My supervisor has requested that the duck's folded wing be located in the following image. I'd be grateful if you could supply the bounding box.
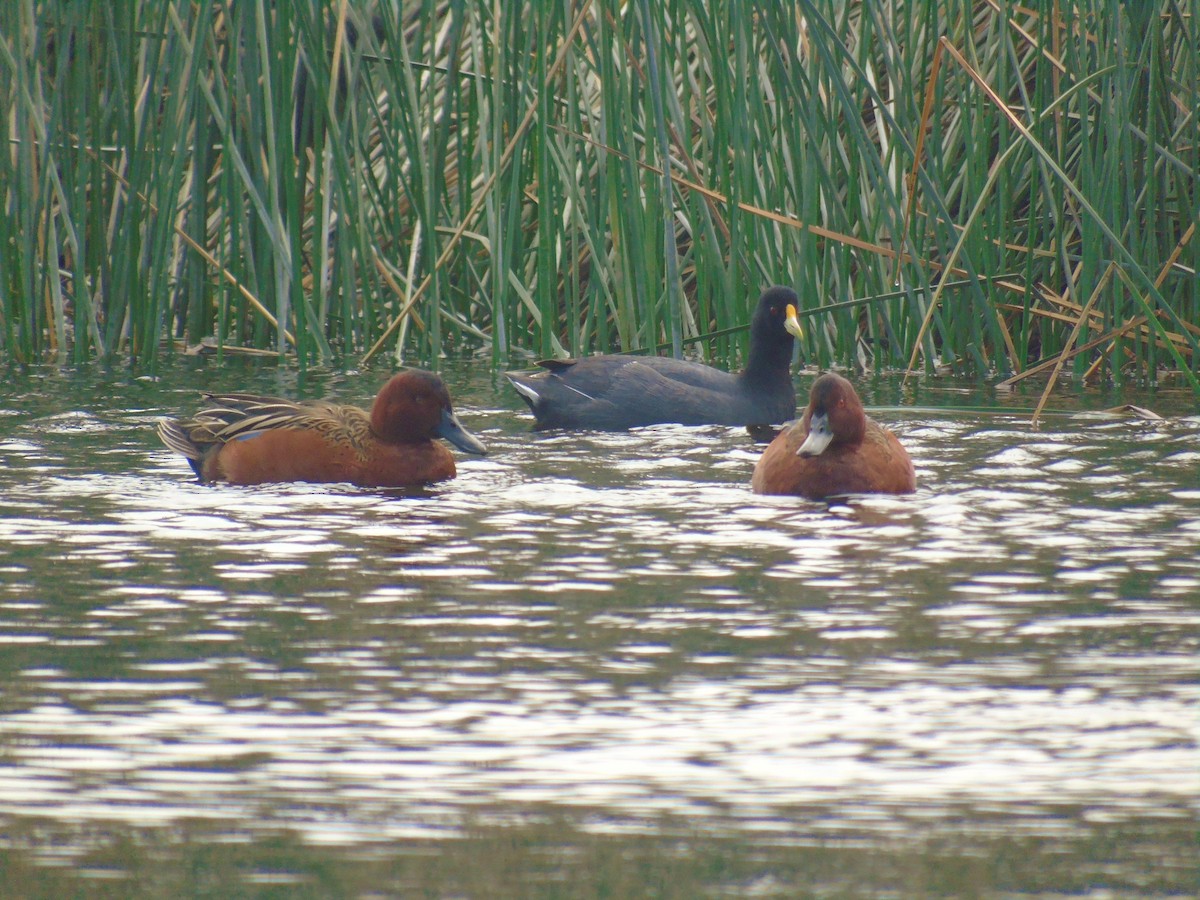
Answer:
[191,395,365,444]
[862,418,916,491]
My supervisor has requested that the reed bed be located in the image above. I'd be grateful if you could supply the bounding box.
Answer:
[1,1,1196,393]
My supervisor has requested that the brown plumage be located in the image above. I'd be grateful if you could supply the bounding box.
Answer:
[751,372,914,499]
[157,369,486,487]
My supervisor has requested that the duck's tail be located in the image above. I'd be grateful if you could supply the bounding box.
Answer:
[156,419,206,480]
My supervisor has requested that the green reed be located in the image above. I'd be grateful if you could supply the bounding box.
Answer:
[0,1,1196,391]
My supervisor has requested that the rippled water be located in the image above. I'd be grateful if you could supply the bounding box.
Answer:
[0,360,1196,896]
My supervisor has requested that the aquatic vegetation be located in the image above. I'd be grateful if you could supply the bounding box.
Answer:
[1,1,1195,392]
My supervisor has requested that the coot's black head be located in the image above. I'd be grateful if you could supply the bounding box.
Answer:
[745,286,802,379]
[750,286,802,342]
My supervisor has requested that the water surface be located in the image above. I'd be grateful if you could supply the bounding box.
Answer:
[0,360,1196,896]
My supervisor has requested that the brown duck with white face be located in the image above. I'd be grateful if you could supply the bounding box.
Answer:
[751,372,914,499]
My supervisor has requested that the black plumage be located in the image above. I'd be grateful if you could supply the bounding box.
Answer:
[506,286,802,430]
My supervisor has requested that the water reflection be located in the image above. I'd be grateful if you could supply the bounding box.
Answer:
[0,362,1196,892]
